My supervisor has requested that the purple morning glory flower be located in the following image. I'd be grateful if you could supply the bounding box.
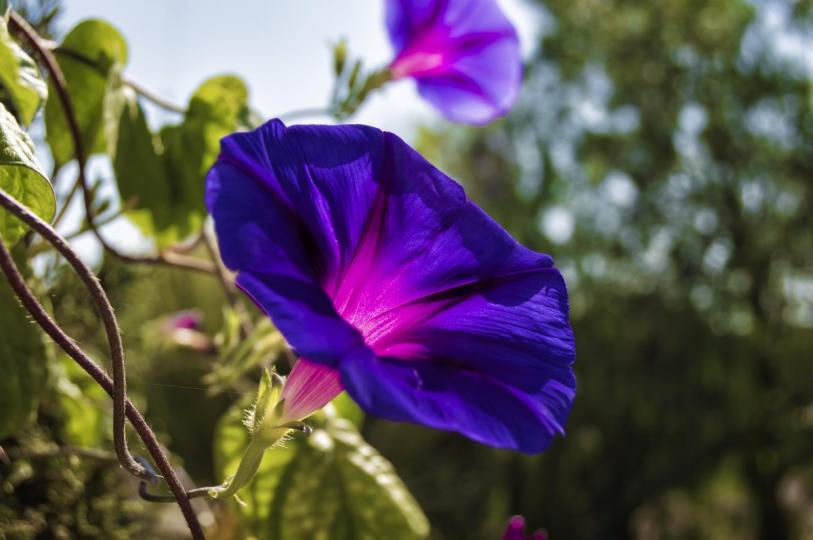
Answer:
[386,0,523,125]
[205,119,575,453]
[503,515,548,540]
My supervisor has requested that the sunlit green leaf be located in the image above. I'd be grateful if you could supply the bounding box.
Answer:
[331,391,365,428]
[105,86,177,242]
[155,74,249,246]
[44,18,127,166]
[0,254,47,439]
[0,16,47,126]
[108,74,248,247]
[214,406,429,540]
[0,102,55,245]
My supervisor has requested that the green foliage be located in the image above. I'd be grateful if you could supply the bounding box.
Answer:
[330,391,364,428]
[105,87,172,240]
[0,427,145,539]
[44,18,127,166]
[0,255,46,439]
[154,75,248,245]
[214,405,429,540]
[53,356,108,447]
[0,102,54,245]
[107,74,249,246]
[0,15,47,126]
[206,314,286,394]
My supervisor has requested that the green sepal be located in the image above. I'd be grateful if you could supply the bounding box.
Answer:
[209,368,301,499]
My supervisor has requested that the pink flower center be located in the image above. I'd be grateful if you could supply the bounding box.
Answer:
[390,50,446,79]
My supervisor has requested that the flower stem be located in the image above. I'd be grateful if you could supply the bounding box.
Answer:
[208,437,269,499]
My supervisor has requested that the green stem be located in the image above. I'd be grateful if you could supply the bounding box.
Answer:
[209,437,269,499]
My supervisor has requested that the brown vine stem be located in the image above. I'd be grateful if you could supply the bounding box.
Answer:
[8,11,216,277]
[0,187,143,479]
[0,229,205,540]
[122,77,187,114]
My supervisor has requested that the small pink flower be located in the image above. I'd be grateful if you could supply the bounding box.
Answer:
[502,515,548,540]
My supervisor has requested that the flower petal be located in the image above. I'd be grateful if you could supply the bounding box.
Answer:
[373,267,576,439]
[281,359,343,421]
[386,0,522,124]
[340,348,564,453]
[335,132,550,337]
[205,120,381,365]
[414,35,522,125]
[340,267,575,452]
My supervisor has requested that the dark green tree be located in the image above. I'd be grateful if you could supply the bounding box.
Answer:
[396,0,813,538]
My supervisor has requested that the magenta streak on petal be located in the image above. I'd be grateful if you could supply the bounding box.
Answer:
[281,359,343,421]
[326,190,454,353]
[390,29,512,80]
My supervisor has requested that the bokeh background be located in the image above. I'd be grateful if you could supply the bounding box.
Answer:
[2,0,813,539]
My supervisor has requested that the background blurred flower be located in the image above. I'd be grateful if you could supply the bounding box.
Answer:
[385,0,522,125]
[503,515,548,540]
[206,119,575,453]
[162,310,203,331]
[155,309,213,352]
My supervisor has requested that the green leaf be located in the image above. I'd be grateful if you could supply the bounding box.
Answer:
[0,254,47,439]
[44,19,127,166]
[154,74,248,246]
[105,86,177,242]
[0,102,55,245]
[331,391,365,428]
[214,406,429,540]
[0,16,47,126]
[108,74,249,247]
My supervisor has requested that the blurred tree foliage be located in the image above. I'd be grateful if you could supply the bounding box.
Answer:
[407,0,813,538]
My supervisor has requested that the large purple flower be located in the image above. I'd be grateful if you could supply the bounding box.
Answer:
[386,0,522,125]
[205,119,575,453]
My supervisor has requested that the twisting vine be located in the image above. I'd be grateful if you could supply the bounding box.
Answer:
[0,188,206,540]
[0,189,143,480]
[5,10,216,539]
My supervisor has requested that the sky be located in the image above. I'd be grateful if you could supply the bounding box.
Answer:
[50,0,542,263]
[59,0,541,135]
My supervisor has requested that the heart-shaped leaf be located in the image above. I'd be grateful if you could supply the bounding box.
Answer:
[0,102,55,245]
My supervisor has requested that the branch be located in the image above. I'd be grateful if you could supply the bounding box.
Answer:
[123,77,187,114]
[8,11,216,277]
[0,191,205,540]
